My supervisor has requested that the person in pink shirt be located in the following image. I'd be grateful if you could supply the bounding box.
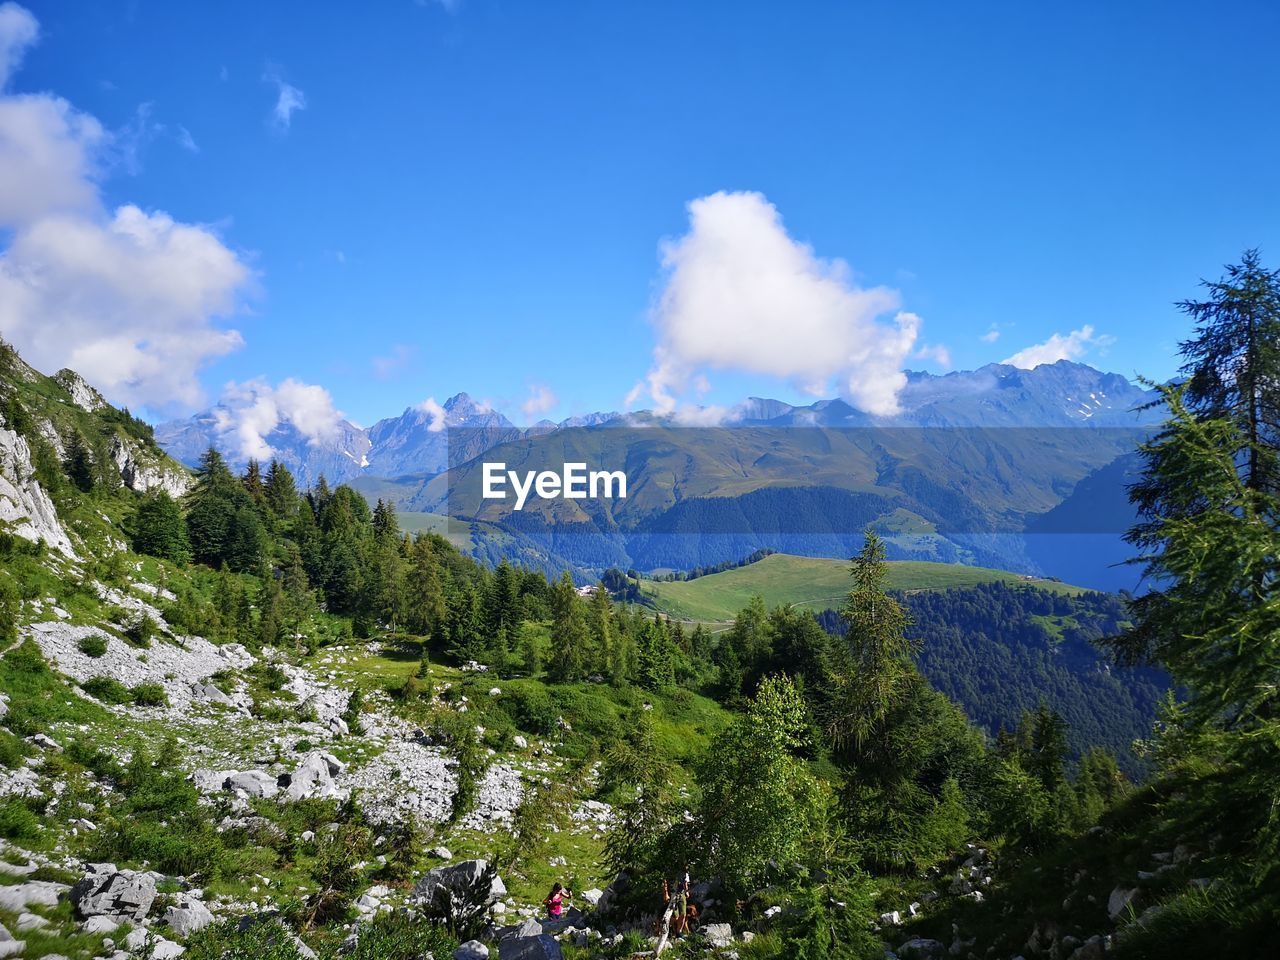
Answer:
[544,882,572,918]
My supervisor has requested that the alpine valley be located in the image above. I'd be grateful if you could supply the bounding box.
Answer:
[157,361,1161,592]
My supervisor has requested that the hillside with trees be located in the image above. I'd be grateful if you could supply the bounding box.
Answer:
[0,251,1277,960]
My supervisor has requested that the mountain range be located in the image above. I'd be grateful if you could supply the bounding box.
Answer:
[153,361,1162,590]
[156,361,1158,486]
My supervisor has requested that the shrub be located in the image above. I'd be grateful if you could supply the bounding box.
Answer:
[343,910,458,960]
[0,728,27,769]
[78,635,109,658]
[123,613,157,648]
[0,576,18,645]
[497,684,558,735]
[81,676,132,704]
[131,682,169,707]
[185,919,305,960]
[0,795,40,841]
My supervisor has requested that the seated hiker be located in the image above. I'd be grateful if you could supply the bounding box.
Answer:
[544,882,572,918]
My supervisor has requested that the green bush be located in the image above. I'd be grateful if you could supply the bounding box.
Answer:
[81,676,132,704]
[0,795,40,841]
[185,919,305,960]
[342,910,457,960]
[0,728,27,768]
[0,576,18,644]
[497,684,558,735]
[131,682,169,707]
[78,634,110,658]
[123,613,156,648]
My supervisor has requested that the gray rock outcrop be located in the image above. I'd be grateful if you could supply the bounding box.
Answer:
[71,868,156,921]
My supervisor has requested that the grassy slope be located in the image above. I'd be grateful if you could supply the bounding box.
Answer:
[641,552,1086,621]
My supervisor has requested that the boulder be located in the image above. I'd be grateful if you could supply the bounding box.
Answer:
[0,693,8,720]
[454,942,490,960]
[580,888,604,906]
[225,770,278,799]
[71,869,157,921]
[329,716,349,736]
[13,917,46,933]
[431,847,453,861]
[1107,886,1140,921]
[703,922,734,947]
[497,936,562,960]
[414,859,507,906]
[0,882,69,912]
[164,899,215,938]
[192,682,235,706]
[493,918,545,941]
[896,938,946,960]
[81,917,120,934]
[191,770,234,794]
[124,928,185,959]
[0,941,23,959]
[280,752,346,802]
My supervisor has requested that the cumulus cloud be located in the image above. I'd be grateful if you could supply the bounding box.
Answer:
[1002,325,1114,369]
[264,68,306,131]
[0,4,251,412]
[521,384,557,419]
[631,191,921,417]
[980,324,1000,343]
[211,378,343,461]
[416,396,447,432]
[0,2,37,89]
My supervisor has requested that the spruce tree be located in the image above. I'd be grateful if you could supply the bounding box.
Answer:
[547,572,588,682]
[131,491,190,563]
[1177,249,1280,494]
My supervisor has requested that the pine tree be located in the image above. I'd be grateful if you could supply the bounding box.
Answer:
[264,459,301,519]
[588,583,614,677]
[547,572,588,682]
[130,491,190,563]
[1177,249,1280,494]
[63,430,95,493]
[832,530,916,747]
[405,535,446,637]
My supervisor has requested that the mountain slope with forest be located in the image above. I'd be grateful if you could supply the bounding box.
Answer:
[3,312,1270,960]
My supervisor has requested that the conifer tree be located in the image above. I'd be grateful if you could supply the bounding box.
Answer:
[1176,249,1280,494]
[130,491,190,564]
[548,572,588,682]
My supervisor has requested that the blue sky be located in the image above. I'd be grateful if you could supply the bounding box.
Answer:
[3,0,1279,430]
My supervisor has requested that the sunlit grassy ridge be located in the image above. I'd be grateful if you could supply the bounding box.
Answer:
[641,552,1086,622]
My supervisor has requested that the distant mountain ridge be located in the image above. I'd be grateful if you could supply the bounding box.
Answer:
[155,360,1158,486]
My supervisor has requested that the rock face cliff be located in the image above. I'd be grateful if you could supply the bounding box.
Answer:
[0,425,76,557]
[0,347,191,558]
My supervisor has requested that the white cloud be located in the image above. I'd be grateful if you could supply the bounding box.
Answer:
[211,378,343,461]
[175,125,198,153]
[521,383,557,419]
[913,342,952,369]
[0,4,252,412]
[0,92,105,225]
[1002,325,1114,369]
[0,2,37,89]
[980,324,1000,343]
[264,68,306,131]
[416,396,447,432]
[632,191,921,417]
